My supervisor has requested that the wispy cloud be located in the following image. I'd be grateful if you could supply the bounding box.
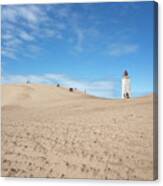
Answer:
[19,31,35,41]
[1,5,66,60]
[2,73,115,98]
[2,4,94,59]
[107,43,138,57]
[2,4,138,60]
[73,27,85,53]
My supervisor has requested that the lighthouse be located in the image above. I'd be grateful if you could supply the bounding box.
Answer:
[122,70,131,99]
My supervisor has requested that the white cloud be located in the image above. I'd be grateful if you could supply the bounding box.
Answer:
[2,73,115,98]
[3,5,44,23]
[19,31,35,41]
[2,49,17,60]
[2,6,18,23]
[19,6,43,23]
[2,4,116,59]
[2,4,139,60]
[1,5,67,59]
[107,43,138,57]
[2,36,22,59]
[74,27,85,52]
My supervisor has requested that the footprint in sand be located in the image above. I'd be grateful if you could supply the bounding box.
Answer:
[81,164,86,172]
[65,161,69,167]
[61,174,65,178]
[89,154,94,161]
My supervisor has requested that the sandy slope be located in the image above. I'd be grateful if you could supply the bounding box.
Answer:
[1,84,156,180]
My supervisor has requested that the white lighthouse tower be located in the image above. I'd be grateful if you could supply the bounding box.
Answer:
[122,70,131,99]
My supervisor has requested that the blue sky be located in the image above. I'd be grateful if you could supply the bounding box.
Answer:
[1,1,156,98]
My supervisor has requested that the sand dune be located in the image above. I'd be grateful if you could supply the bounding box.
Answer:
[1,84,156,180]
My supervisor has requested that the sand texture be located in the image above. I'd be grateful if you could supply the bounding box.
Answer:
[1,84,156,180]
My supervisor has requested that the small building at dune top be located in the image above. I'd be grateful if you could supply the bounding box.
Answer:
[122,70,131,99]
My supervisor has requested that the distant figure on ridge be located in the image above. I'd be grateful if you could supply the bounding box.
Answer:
[122,70,131,99]
[69,88,73,92]
[26,80,31,84]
